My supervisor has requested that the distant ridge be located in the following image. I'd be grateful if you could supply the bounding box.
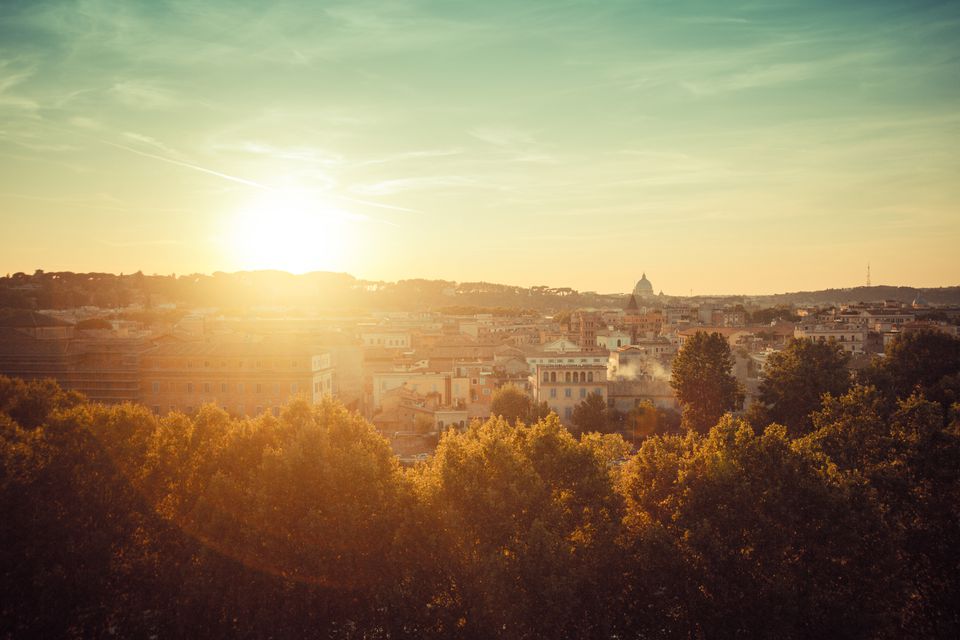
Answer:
[2,270,959,311]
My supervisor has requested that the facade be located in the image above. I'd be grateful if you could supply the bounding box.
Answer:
[794,324,871,354]
[596,328,632,350]
[139,340,319,416]
[531,363,607,424]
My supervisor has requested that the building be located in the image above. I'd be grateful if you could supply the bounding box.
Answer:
[633,273,654,299]
[139,339,320,416]
[531,363,607,424]
[0,311,149,403]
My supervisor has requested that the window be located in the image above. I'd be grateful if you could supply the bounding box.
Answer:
[580,388,586,398]
[186,382,194,393]
[564,407,573,419]
[152,406,160,415]
[595,388,602,395]
[152,381,160,394]
[565,372,571,382]
[221,383,228,393]
[587,372,594,382]
[256,383,262,394]
[204,361,210,368]
[291,383,298,393]
[203,382,211,393]
[482,388,491,396]
[550,388,557,398]
[550,372,556,382]
[565,388,571,398]
[542,372,549,382]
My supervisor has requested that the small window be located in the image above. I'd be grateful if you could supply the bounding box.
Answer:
[580,388,586,398]
[203,383,211,393]
[152,381,160,394]
[565,388,571,398]
[221,383,228,393]
[550,388,557,398]
[186,382,194,393]
[256,383,262,394]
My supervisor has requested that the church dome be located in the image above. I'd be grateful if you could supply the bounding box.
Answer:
[633,273,654,298]
[912,292,929,308]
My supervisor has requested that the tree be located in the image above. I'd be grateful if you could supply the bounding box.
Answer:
[862,330,960,421]
[803,386,960,636]
[624,400,681,441]
[670,332,744,433]
[490,384,533,424]
[415,414,625,638]
[618,417,898,638]
[750,338,851,436]
[571,392,611,435]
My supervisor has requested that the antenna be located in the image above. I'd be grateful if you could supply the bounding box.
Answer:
[866,262,871,287]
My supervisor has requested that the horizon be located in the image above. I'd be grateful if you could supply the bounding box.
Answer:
[5,266,958,300]
[2,1,959,295]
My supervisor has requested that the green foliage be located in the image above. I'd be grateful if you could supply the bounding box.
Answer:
[862,330,960,420]
[670,331,745,433]
[619,417,897,638]
[750,337,851,436]
[1,368,959,638]
[414,415,625,638]
[748,305,800,324]
[489,384,550,425]
[570,391,612,436]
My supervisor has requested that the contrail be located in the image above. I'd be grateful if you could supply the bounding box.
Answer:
[96,138,273,190]
[336,194,420,214]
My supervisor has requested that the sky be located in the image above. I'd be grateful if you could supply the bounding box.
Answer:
[0,0,958,296]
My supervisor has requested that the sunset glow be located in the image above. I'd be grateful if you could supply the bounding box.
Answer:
[227,191,352,274]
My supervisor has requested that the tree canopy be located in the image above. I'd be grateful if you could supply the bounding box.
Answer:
[670,331,745,433]
[1,370,958,638]
[750,337,851,436]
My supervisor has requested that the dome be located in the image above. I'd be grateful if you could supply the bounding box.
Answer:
[912,292,929,308]
[633,272,654,298]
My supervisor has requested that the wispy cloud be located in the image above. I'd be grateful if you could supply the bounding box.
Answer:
[350,175,479,196]
[468,126,536,147]
[109,80,183,109]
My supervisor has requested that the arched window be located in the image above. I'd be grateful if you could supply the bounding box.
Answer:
[617,339,622,347]
[565,371,571,382]
[588,371,594,382]
[550,372,556,382]
[543,372,549,382]
[579,372,586,382]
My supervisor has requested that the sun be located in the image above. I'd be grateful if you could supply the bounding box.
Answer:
[227,190,352,274]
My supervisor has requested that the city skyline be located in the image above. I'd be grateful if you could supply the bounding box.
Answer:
[1,1,958,295]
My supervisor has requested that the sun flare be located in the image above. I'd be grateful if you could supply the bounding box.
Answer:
[228,190,352,274]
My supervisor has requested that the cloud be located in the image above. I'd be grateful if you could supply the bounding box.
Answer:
[468,126,536,147]
[109,80,181,109]
[350,176,478,196]
[351,148,463,167]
